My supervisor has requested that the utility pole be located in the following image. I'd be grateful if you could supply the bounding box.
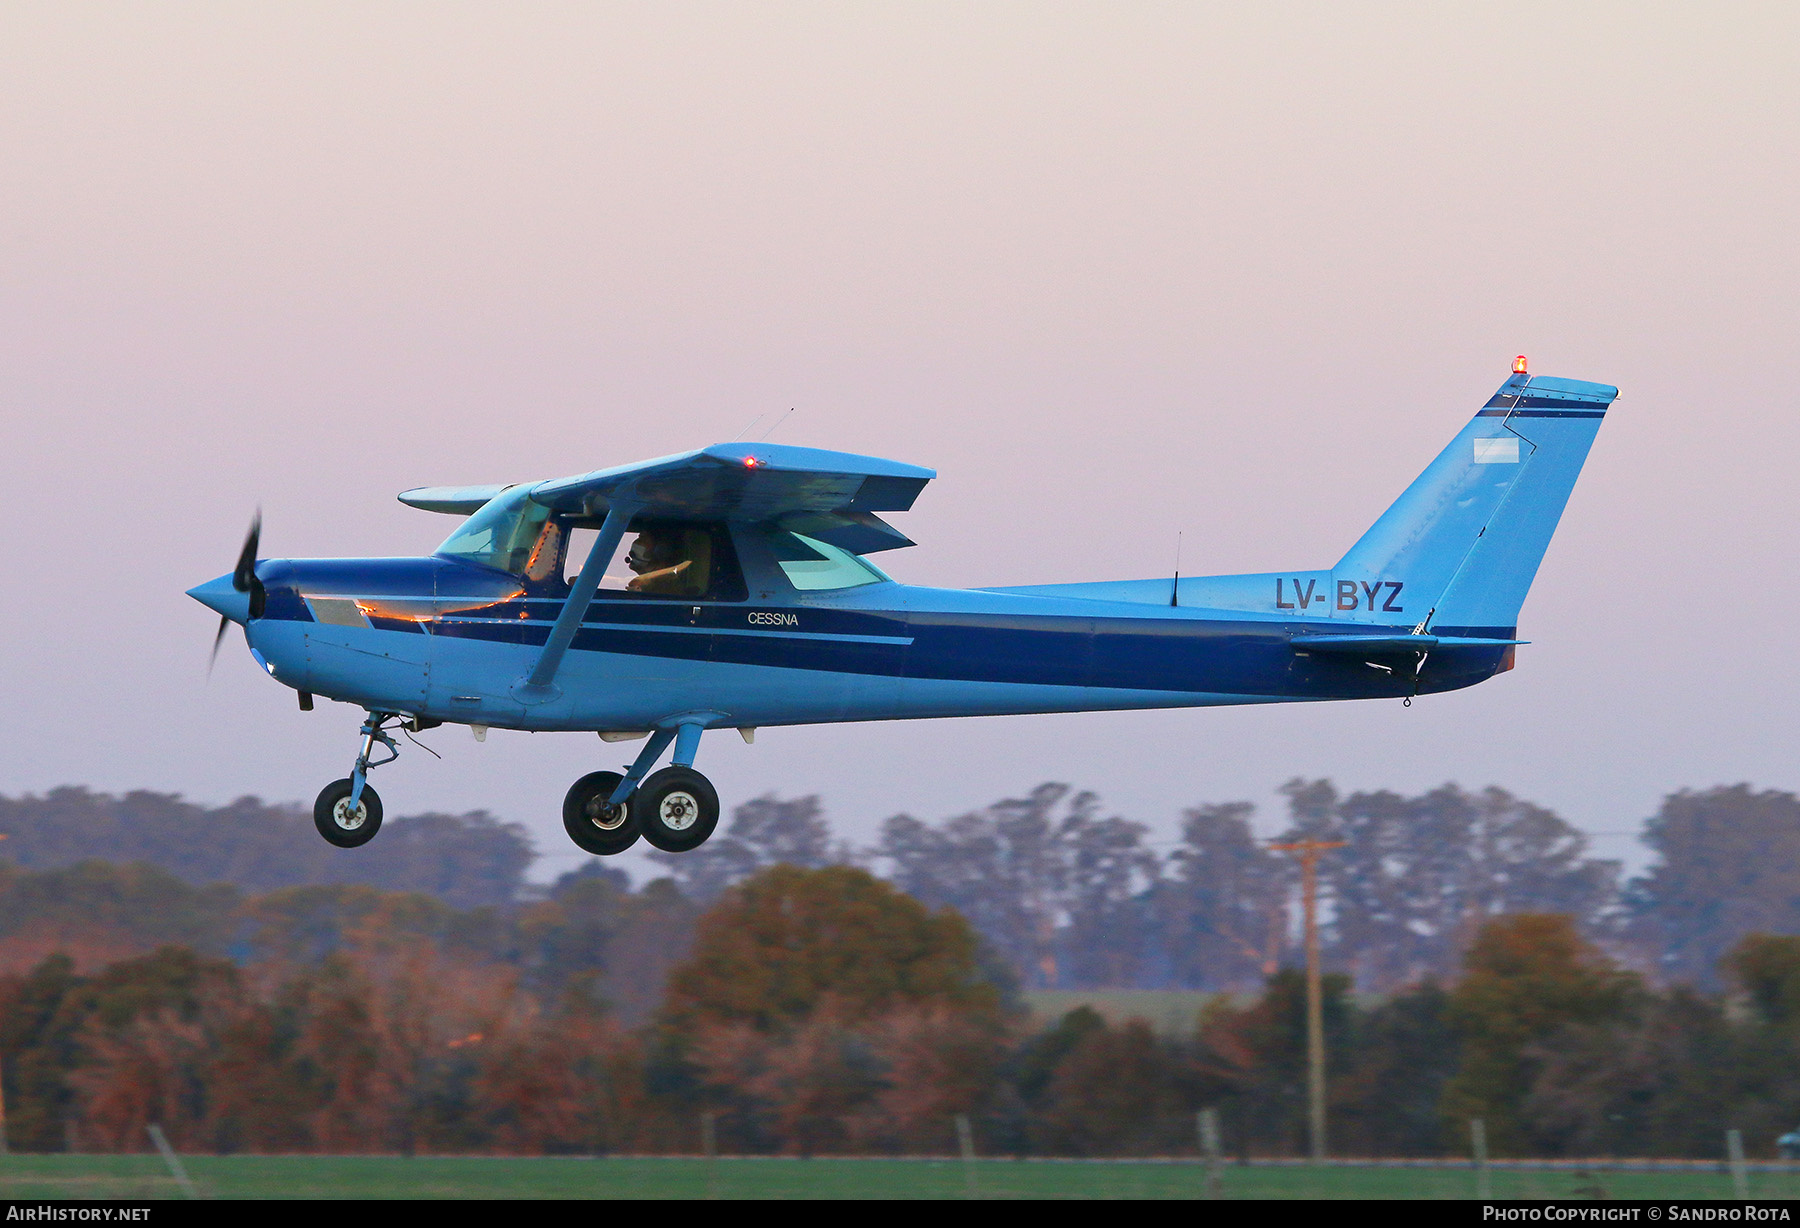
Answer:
[1269,838,1345,1163]
[1198,1108,1223,1198]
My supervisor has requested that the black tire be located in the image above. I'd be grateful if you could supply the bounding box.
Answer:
[633,766,719,853]
[314,778,384,848]
[563,771,641,855]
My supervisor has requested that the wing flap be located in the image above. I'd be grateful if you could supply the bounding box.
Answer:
[779,510,916,554]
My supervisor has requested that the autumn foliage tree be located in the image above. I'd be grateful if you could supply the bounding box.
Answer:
[1441,914,1637,1154]
[662,865,997,1032]
[659,865,1004,1153]
[1194,969,1355,1154]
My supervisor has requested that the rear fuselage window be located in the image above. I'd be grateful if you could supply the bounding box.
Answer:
[765,530,888,591]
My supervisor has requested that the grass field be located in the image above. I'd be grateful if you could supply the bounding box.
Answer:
[0,1155,1792,1200]
[1022,989,1219,1036]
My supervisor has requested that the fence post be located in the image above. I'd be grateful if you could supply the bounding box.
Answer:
[1199,1107,1222,1199]
[955,1113,979,1200]
[701,1111,718,1200]
[1728,1128,1749,1201]
[146,1123,198,1200]
[1470,1118,1491,1200]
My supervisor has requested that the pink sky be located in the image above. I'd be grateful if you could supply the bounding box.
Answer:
[3,4,1797,880]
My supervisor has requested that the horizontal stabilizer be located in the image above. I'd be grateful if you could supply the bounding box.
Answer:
[1290,633,1526,653]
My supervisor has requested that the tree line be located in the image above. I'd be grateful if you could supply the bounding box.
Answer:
[2,859,1800,1157]
[4,778,1800,991]
[654,780,1800,991]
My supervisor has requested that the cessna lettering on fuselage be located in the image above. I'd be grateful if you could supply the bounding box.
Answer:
[189,359,1617,860]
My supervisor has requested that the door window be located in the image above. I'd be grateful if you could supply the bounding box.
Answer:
[583,522,746,602]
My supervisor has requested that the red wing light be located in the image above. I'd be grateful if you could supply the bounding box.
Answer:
[1513,355,1529,374]
[743,456,761,468]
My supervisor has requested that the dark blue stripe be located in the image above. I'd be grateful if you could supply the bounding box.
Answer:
[1480,400,1608,415]
[451,608,1498,700]
[1429,624,1518,640]
[270,573,1508,700]
[433,619,550,648]
[510,598,909,639]
[1479,409,1607,419]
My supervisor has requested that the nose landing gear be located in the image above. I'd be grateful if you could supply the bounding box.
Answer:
[315,778,383,847]
[313,711,403,848]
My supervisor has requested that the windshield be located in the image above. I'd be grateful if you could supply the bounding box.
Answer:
[765,530,889,591]
[436,486,554,575]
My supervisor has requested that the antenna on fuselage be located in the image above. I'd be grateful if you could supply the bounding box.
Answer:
[1170,530,1183,608]
[731,412,768,443]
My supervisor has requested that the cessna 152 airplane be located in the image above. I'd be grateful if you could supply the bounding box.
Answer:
[189,359,1616,857]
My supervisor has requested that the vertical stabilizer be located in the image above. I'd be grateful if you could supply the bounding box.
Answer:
[1333,369,1617,635]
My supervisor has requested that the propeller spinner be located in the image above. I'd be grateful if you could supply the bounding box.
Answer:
[198,513,265,673]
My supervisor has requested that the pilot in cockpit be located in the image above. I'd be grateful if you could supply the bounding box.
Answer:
[626,527,707,596]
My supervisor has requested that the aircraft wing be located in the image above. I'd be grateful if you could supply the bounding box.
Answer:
[396,484,512,514]
[528,442,935,552]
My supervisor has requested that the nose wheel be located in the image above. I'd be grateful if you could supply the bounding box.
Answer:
[313,710,404,848]
[315,778,384,847]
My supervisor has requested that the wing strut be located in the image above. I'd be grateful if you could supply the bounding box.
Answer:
[522,500,638,693]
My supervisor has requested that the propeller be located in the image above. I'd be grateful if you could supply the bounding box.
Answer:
[209,511,265,675]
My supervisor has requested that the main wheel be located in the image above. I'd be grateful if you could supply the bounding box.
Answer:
[314,779,383,848]
[633,766,719,853]
[563,771,641,855]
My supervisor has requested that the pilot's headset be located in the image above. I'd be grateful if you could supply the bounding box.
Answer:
[626,529,669,572]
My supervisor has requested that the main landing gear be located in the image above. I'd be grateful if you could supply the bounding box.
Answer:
[563,724,721,857]
[313,711,403,848]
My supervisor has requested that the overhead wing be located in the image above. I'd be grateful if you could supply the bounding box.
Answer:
[528,442,934,551]
[397,484,512,515]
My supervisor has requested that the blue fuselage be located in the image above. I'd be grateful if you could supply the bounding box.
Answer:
[240,540,1510,734]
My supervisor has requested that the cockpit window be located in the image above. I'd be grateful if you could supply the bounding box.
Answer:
[436,486,553,575]
[621,525,714,597]
[764,530,888,591]
[590,521,746,602]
